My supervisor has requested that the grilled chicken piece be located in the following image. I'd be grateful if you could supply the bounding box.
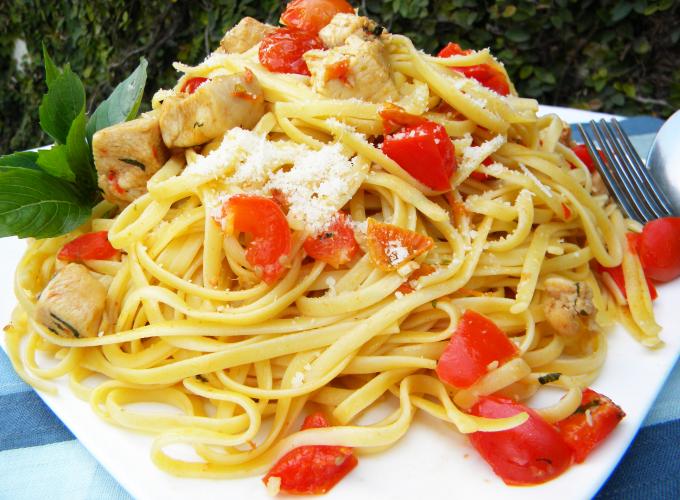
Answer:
[93,114,170,206]
[36,264,107,339]
[543,277,596,336]
[158,73,265,149]
[304,36,399,103]
[319,13,380,48]
[219,17,276,54]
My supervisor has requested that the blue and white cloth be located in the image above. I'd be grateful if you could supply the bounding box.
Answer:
[1,117,677,499]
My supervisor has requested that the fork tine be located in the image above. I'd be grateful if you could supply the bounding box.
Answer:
[577,123,642,221]
[596,120,658,223]
[609,119,674,217]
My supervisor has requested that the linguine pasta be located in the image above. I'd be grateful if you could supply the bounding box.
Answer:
[4,18,661,487]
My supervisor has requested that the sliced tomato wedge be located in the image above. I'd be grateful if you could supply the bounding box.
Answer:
[366,218,433,271]
[438,42,510,96]
[280,0,354,34]
[304,212,360,268]
[555,388,625,463]
[58,231,119,262]
[262,412,358,495]
[180,77,208,94]
[469,396,573,485]
[222,195,291,284]
[382,120,456,191]
[259,27,324,76]
[637,217,680,282]
[436,310,518,388]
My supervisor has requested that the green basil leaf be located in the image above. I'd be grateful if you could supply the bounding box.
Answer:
[66,109,98,198]
[0,169,91,239]
[38,66,86,144]
[86,58,148,145]
[42,43,61,88]
[37,145,75,182]
[0,151,40,170]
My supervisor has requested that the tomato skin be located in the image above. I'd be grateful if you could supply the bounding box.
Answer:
[637,217,680,282]
[304,212,359,268]
[570,144,607,173]
[596,233,658,301]
[281,0,354,34]
[262,412,358,495]
[223,195,291,284]
[180,77,208,94]
[382,121,456,191]
[436,310,518,388]
[58,231,119,262]
[469,396,573,485]
[438,42,510,96]
[556,388,625,463]
[259,28,324,76]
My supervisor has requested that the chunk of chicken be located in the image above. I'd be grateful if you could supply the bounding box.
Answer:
[158,73,265,149]
[93,114,170,206]
[218,17,276,54]
[36,264,107,338]
[543,277,596,336]
[304,36,399,103]
[318,13,380,48]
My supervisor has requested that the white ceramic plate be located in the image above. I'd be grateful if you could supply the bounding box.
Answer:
[2,107,678,500]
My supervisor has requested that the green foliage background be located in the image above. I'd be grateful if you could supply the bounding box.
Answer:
[2,0,679,153]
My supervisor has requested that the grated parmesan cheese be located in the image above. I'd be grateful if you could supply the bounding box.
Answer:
[325,276,337,297]
[385,239,409,266]
[291,371,305,388]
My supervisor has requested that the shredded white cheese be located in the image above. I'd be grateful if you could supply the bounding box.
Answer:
[291,371,305,388]
[519,163,553,198]
[385,239,409,266]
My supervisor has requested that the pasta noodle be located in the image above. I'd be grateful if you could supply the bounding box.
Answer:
[3,11,663,488]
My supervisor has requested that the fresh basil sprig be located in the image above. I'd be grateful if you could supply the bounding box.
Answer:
[0,45,148,239]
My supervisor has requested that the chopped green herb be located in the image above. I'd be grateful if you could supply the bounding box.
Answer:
[119,158,146,170]
[538,372,561,385]
[195,374,209,383]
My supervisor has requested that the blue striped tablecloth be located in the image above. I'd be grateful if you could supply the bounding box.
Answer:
[1,117,678,499]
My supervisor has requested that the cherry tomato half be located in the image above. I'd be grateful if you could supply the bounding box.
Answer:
[469,396,573,485]
[637,217,680,282]
[281,0,354,34]
[180,77,208,94]
[436,310,518,388]
[222,195,291,284]
[556,388,625,463]
[259,27,324,76]
[382,120,457,191]
[304,212,360,268]
[438,42,510,96]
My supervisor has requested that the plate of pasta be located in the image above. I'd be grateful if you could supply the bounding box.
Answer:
[2,1,680,499]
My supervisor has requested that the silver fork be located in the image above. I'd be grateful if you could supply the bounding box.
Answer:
[576,119,675,223]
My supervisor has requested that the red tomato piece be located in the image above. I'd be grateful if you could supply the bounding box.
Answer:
[382,121,457,191]
[562,202,572,220]
[637,217,680,282]
[324,59,351,84]
[222,195,292,284]
[596,233,658,301]
[303,212,360,268]
[436,310,518,388]
[262,412,358,495]
[281,0,354,34]
[180,77,208,94]
[58,231,119,262]
[570,144,607,173]
[396,263,436,294]
[438,42,510,96]
[556,388,625,463]
[366,218,434,271]
[469,396,573,485]
[379,105,428,135]
[259,28,324,76]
